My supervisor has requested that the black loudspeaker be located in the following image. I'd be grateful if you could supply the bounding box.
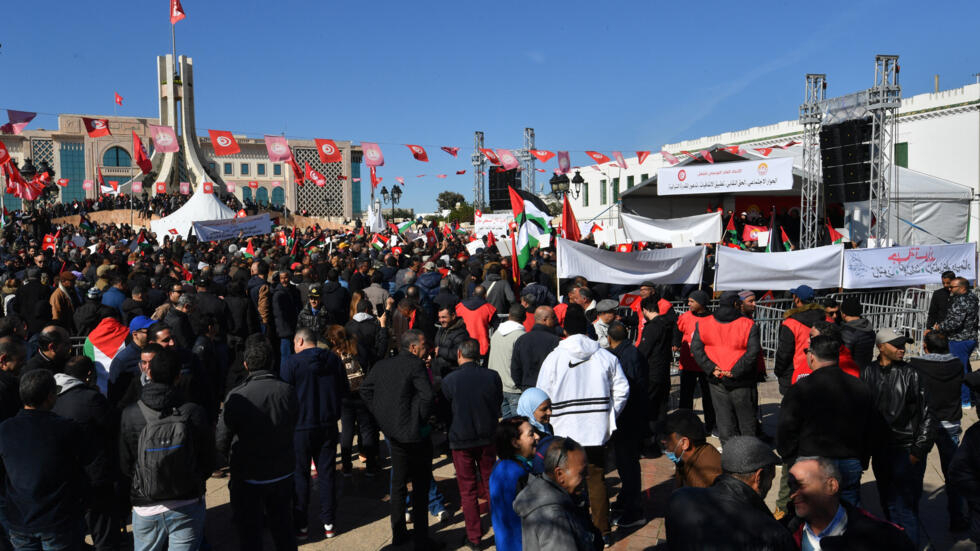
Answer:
[822,117,873,203]
[488,168,521,211]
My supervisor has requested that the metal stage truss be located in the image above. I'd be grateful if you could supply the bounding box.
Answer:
[799,73,826,249]
[471,131,486,210]
[868,55,901,246]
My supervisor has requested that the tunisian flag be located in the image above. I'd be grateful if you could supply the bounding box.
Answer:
[480,149,500,165]
[562,195,582,242]
[208,130,240,156]
[530,150,555,163]
[83,118,111,138]
[636,151,651,165]
[406,145,428,162]
[496,149,520,171]
[264,135,292,162]
[132,132,153,174]
[170,0,186,24]
[149,125,179,153]
[155,181,167,193]
[315,139,342,163]
[202,181,213,194]
[361,142,384,167]
[586,151,611,164]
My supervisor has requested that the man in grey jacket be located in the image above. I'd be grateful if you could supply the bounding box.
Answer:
[513,437,596,551]
[481,270,515,314]
[488,304,526,418]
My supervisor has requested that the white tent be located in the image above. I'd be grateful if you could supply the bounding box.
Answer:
[150,191,236,244]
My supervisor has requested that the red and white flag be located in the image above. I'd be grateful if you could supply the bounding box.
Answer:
[406,144,428,162]
[236,209,247,218]
[179,181,190,195]
[57,178,69,187]
[700,150,714,164]
[455,170,466,175]
[617,243,633,253]
[133,131,153,174]
[287,158,303,185]
[96,165,105,188]
[361,142,384,166]
[680,151,697,159]
[436,174,447,179]
[305,162,326,186]
[2,161,43,200]
[530,149,555,163]
[395,177,405,184]
[755,147,773,157]
[82,180,94,191]
[114,92,123,106]
[0,111,37,135]
[590,223,603,234]
[149,125,179,153]
[369,166,381,189]
[315,139,342,163]
[723,145,743,155]
[170,0,186,24]
[155,181,167,193]
[83,118,111,138]
[557,151,570,174]
[168,228,179,235]
[660,150,679,165]
[264,135,292,162]
[636,151,651,165]
[496,149,520,171]
[535,168,546,173]
[612,151,628,169]
[480,149,500,165]
[202,181,214,194]
[248,181,259,189]
[271,180,281,187]
[42,233,58,252]
[0,140,9,165]
[225,182,236,193]
[132,181,142,193]
[440,146,459,157]
[781,140,800,149]
[586,151,611,164]
[337,175,347,180]
[208,130,240,156]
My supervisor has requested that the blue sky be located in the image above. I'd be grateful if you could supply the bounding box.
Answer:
[3,0,978,212]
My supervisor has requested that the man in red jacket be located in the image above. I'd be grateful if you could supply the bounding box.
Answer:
[455,285,497,357]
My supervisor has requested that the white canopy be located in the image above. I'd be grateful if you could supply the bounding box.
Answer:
[150,191,236,244]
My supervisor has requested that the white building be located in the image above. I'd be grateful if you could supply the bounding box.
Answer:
[568,82,980,241]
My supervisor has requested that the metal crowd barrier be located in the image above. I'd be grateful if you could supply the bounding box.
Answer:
[70,336,86,355]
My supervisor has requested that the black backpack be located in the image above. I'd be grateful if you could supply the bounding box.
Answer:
[132,401,199,501]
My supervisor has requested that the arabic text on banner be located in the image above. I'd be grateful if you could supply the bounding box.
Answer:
[842,243,977,289]
[473,212,512,237]
[557,237,703,285]
[191,213,272,242]
[656,157,794,196]
[621,211,722,244]
[716,244,843,291]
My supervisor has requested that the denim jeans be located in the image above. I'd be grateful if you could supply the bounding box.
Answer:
[279,338,293,364]
[7,527,81,551]
[131,499,206,551]
[933,422,967,523]
[501,393,521,419]
[949,339,976,406]
[830,458,864,509]
[385,439,445,515]
[872,448,926,545]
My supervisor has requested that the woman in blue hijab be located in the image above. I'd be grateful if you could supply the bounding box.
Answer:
[516,388,553,474]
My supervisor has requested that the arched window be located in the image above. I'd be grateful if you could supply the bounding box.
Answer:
[271,187,284,206]
[242,187,252,201]
[102,146,131,167]
[256,186,269,205]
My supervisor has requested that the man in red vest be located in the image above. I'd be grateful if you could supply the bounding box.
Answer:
[455,285,497,357]
[627,281,675,347]
[673,290,716,434]
[773,285,826,395]
[690,291,761,446]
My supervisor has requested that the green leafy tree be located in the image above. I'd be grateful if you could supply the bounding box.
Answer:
[437,191,466,211]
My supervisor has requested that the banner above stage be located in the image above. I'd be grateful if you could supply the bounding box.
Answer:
[657,157,794,196]
[557,237,703,285]
[621,211,721,246]
[716,244,843,290]
[191,213,272,242]
[842,243,977,289]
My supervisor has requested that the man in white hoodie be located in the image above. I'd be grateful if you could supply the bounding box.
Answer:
[488,304,527,418]
[536,303,629,543]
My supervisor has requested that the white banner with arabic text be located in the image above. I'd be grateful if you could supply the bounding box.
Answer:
[474,212,512,237]
[842,243,977,289]
[657,157,794,196]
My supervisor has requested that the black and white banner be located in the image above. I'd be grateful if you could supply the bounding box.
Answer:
[657,157,793,196]
[843,243,977,288]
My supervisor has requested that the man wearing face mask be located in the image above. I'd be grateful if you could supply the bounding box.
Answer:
[665,436,795,551]
[660,409,721,489]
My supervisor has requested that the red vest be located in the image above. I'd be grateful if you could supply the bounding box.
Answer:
[782,318,812,384]
[839,345,860,378]
[633,297,673,346]
[523,312,535,332]
[676,311,703,372]
[695,315,754,373]
[456,301,497,355]
[554,302,568,326]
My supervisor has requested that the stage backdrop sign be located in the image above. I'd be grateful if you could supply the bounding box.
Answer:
[843,243,977,289]
[657,157,794,196]
[192,213,272,242]
[473,212,512,238]
[621,210,722,244]
[716,244,843,290]
[557,237,703,285]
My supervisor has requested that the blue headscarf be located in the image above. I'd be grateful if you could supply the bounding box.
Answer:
[517,387,551,435]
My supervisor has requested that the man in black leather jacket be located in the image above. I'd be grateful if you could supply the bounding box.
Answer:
[860,328,935,547]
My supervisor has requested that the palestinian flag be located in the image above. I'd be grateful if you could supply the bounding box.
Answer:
[0,207,9,230]
[394,220,413,234]
[508,187,552,269]
[243,239,256,259]
[724,214,744,249]
[826,219,844,244]
[79,213,94,233]
[371,233,388,251]
[84,317,130,394]
[129,230,150,253]
[780,227,793,251]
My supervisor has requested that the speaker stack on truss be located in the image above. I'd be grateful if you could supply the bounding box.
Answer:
[797,55,901,248]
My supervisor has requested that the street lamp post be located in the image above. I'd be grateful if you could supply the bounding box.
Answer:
[379,184,402,217]
[549,170,583,200]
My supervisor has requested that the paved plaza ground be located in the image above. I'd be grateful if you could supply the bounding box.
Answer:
[199,367,979,551]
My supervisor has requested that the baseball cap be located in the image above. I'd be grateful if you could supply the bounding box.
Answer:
[721,436,780,473]
[789,285,815,302]
[128,316,155,332]
[86,287,102,300]
[876,328,913,347]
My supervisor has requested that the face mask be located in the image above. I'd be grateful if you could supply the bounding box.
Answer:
[664,442,683,464]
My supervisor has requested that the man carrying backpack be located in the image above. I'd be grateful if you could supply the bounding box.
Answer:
[119,347,215,551]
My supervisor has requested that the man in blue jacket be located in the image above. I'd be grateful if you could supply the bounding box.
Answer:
[281,327,347,540]
[0,369,93,550]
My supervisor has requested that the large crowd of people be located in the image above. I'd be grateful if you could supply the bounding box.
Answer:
[0,208,976,551]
